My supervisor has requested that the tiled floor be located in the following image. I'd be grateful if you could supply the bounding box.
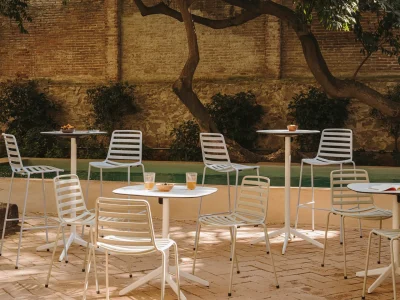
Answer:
[0,217,396,299]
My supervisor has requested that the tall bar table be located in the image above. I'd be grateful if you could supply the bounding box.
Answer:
[255,129,322,254]
[36,130,107,260]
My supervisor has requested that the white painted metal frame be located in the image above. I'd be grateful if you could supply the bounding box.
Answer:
[83,197,180,300]
[295,128,356,234]
[86,130,145,199]
[362,229,400,300]
[193,176,279,296]
[0,133,63,269]
[45,174,98,292]
[253,130,323,254]
[197,133,259,251]
[321,169,392,279]
[112,184,217,300]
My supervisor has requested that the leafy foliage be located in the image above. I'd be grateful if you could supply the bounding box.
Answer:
[371,84,400,152]
[288,87,350,152]
[206,92,263,149]
[0,0,32,33]
[0,78,64,157]
[169,120,201,161]
[86,82,138,134]
[169,91,264,161]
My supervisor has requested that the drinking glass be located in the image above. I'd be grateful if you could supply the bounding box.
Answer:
[186,172,197,190]
[144,172,155,190]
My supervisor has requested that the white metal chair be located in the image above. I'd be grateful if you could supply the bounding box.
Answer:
[0,133,63,269]
[193,176,279,296]
[45,174,98,293]
[321,169,392,279]
[86,130,145,198]
[83,197,180,300]
[196,133,259,251]
[362,229,400,300]
[295,128,356,235]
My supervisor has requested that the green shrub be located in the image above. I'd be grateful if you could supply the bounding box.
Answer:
[0,78,65,157]
[81,82,139,159]
[206,92,263,149]
[169,120,201,161]
[288,87,350,152]
[371,84,400,152]
[86,82,138,134]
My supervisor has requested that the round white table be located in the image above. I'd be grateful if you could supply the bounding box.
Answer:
[348,183,400,294]
[113,184,217,300]
[255,129,322,254]
[37,130,107,259]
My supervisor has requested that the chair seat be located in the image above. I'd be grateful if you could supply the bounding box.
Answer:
[302,157,353,166]
[16,165,64,175]
[199,212,263,227]
[89,160,142,169]
[333,206,392,220]
[98,237,174,254]
[371,229,400,240]
[206,163,259,173]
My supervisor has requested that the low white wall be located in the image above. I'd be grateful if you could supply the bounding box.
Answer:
[0,177,395,229]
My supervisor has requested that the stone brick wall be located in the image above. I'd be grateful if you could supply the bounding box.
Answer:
[0,0,399,153]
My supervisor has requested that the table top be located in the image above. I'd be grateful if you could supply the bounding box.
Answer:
[348,183,400,195]
[113,184,218,198]
[257,129,320,136]
[41,130,107,138]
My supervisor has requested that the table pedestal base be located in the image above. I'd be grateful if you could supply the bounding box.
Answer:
[356,265,399,294]
[119,266,208,299]
[36,230,100,261]
[252,227,324,255]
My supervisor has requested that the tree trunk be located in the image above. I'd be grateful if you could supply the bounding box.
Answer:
[173,0,265,163]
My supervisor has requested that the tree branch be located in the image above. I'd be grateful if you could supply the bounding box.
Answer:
[223,0,400,118]
[133,0,260,29]
[352,52,372,80]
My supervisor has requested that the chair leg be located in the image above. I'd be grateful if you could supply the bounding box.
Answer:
[321,212,331,267]
[90,228,99,294]
[127,166,131,186]
[340,216,344,245]
[161,251,166,300]
[295,161,304,232]
[227,172,231,213]
[82,239,93,300]
[262,224,279,288]
[45,224,62,288]
[86,165,91,204]
[362,231,374,300]
[140,164,146,182]
[0,172,14,255]
[173,242,181,299]
[192,224,201,274]
[105,249,109,300]
[228,227,237,297]
[100,168,103,196]
[229,227,240,273]
[390,239,397,300]
[16,174,30,269]
[82,241,90,272]
[342,216,348,279]
[41,173,49,244]
[310,164,315,231]
[234,170,239,211]
[378,220,382,264]
[61,226,69,263]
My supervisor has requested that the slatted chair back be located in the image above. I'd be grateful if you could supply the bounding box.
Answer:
[200,133,231,166]
[95,198,157,253]
[106,130,143,164]
[316,129,353,162]
[54,174,89,223]
[235,176,270,222]
[2,134,24,172]
[330,169,374,208]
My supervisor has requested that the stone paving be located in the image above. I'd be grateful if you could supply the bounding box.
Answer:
[0,217,396,299]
